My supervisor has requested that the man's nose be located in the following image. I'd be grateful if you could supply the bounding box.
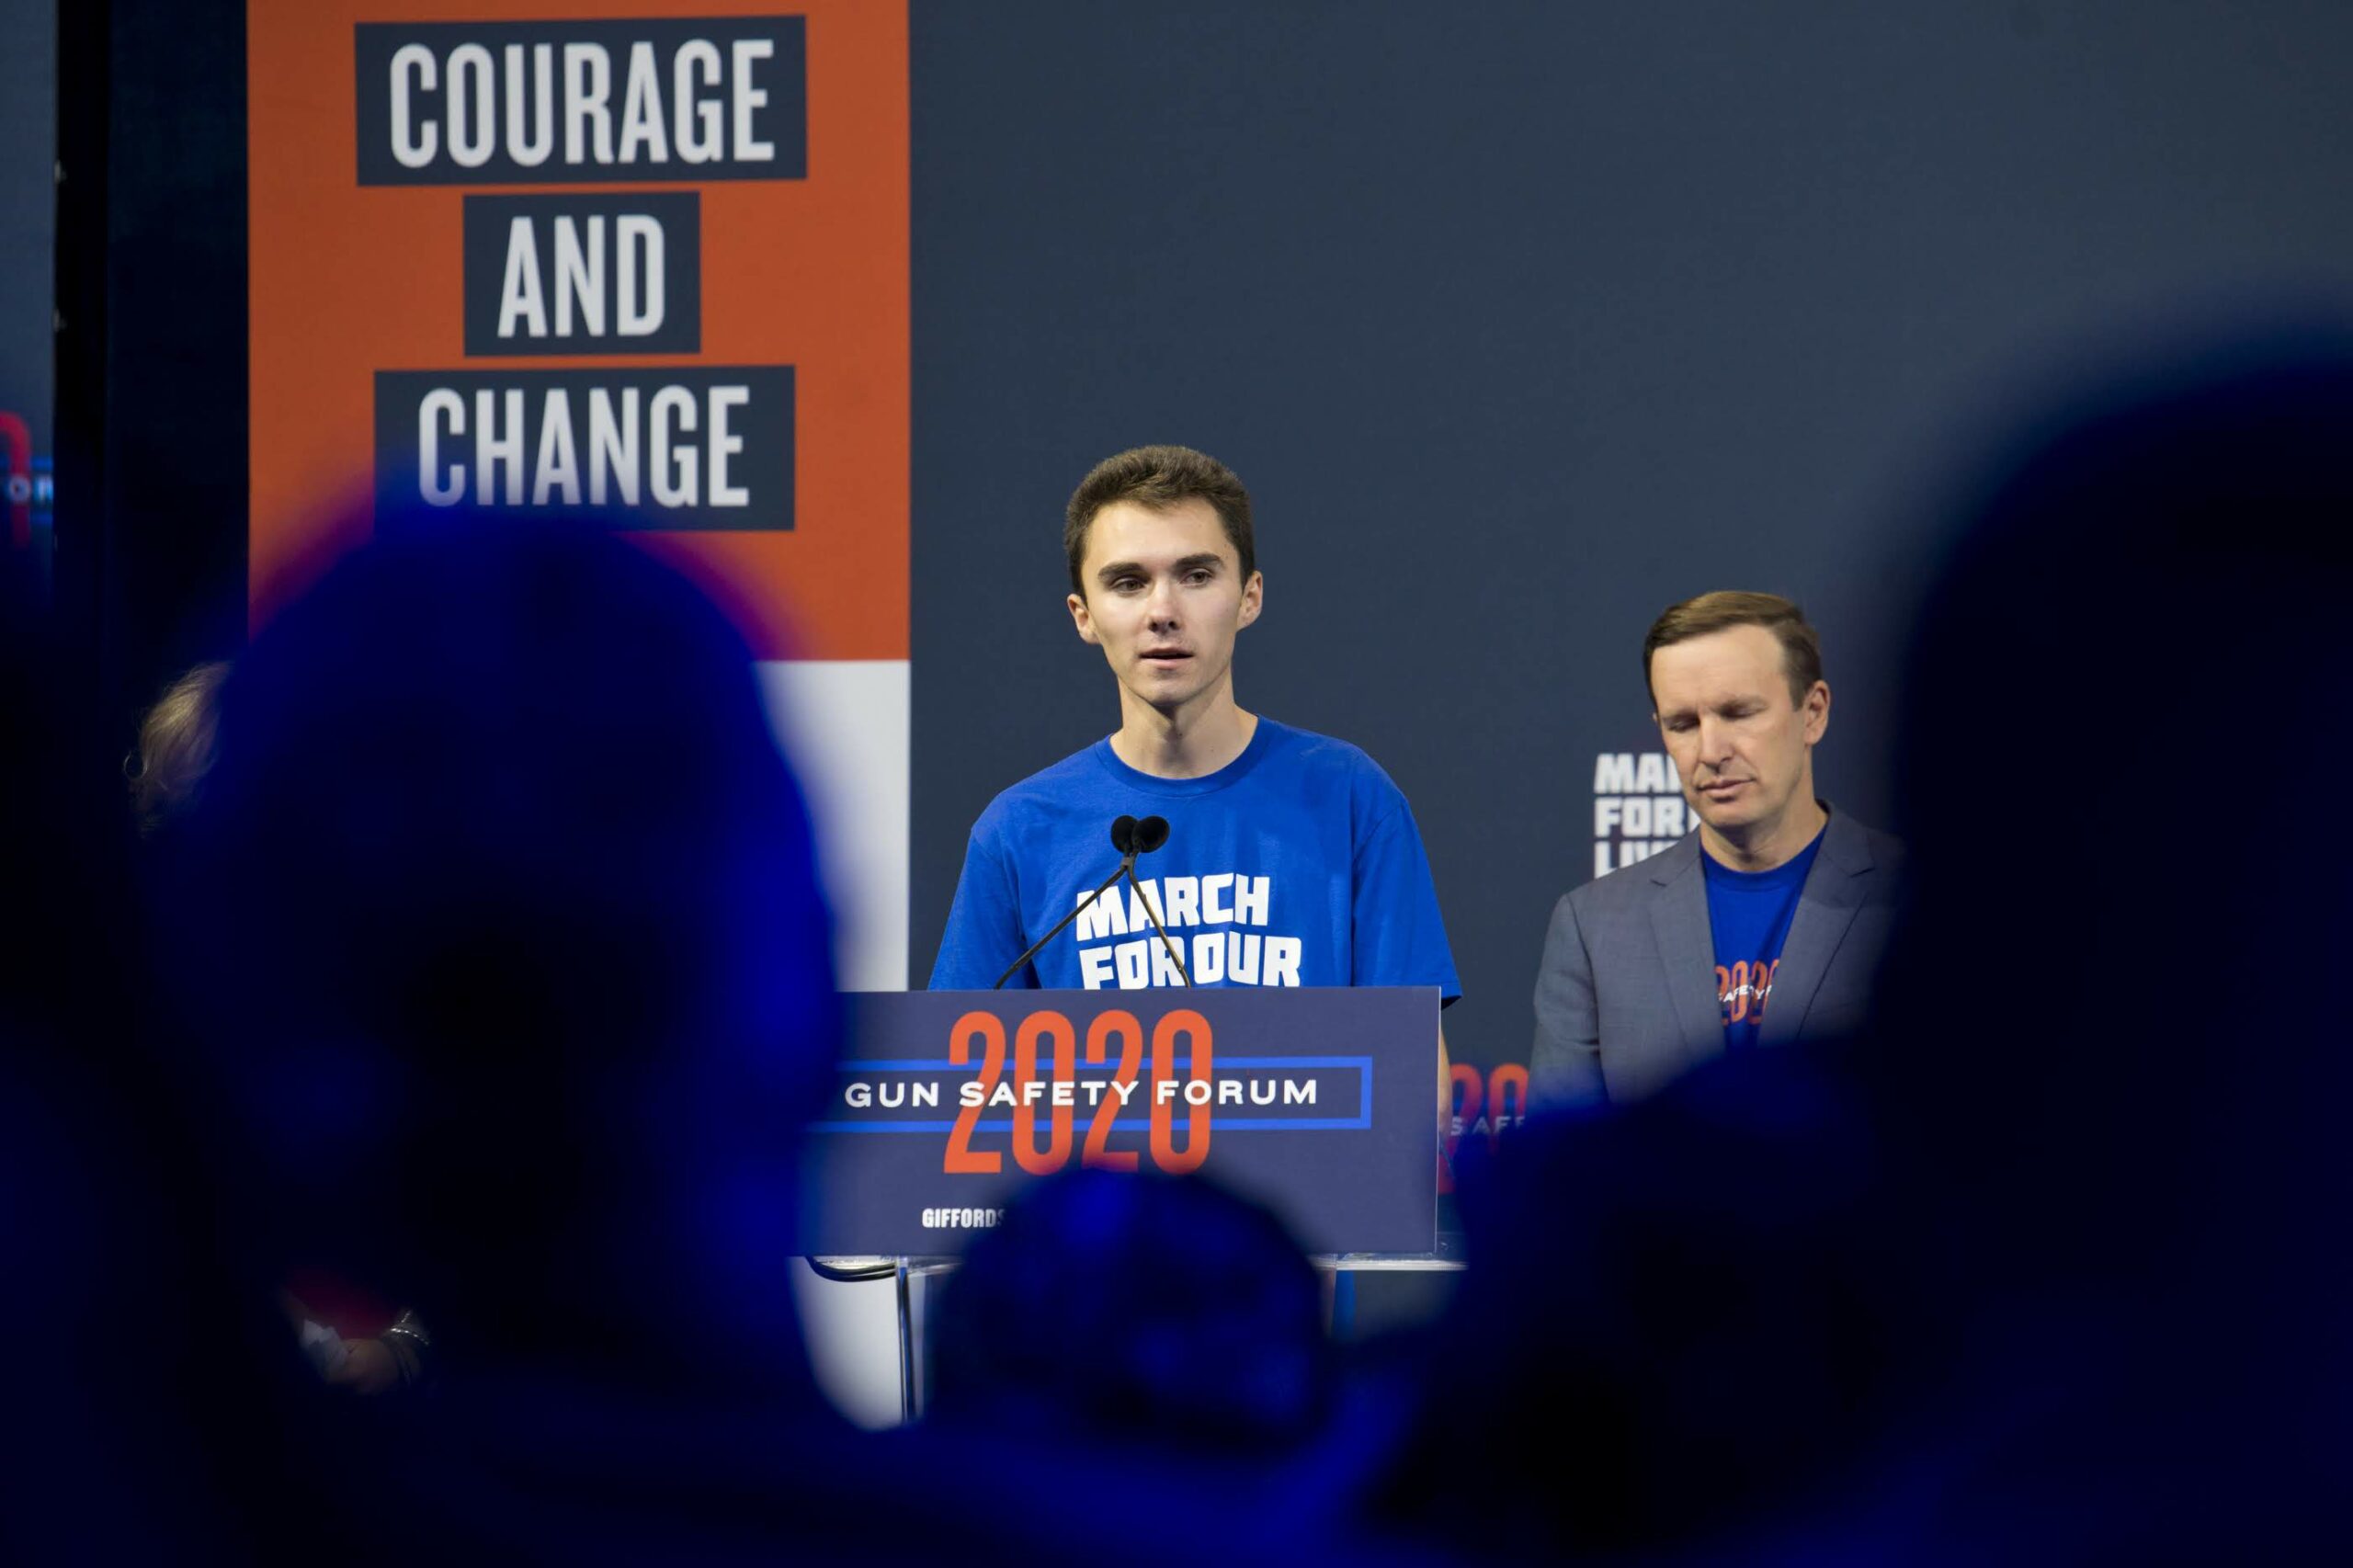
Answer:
[1696,717,1733,767]
[1144,578,1181,627]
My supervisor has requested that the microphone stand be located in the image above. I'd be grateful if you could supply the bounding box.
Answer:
[994,826,1139,989]
[1120,862,1192,985]
[987,813,1190,989]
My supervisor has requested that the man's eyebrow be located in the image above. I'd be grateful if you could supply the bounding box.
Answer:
[1094,553,1226,584]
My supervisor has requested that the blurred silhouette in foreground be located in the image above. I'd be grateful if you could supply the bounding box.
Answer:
[0,555,290,1558]
[165,510,866,1561]
[127,655,434,1394]
[1821,333,2353,1561]
[918,1168,1438,1562]
[1388,335,2353,1560]
[931,1168,1336,1455]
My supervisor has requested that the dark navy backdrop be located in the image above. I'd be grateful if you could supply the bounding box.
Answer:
[44,2,2353,1070]
[908,1,2353,1069]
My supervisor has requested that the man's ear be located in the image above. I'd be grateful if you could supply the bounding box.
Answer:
[1802,679,1832,744]
[1237,571,1264,629]
[1068,591,1100,645]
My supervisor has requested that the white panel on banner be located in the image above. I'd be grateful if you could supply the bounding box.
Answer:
[758,659,910,992]
[762,658,912,1426]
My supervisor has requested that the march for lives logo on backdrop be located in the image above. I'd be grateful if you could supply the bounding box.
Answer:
[1591,749,1690,879]
[249,3,910,661]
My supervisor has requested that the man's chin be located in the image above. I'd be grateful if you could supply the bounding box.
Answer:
[1127,665,1209,702]
[1693,802,1758,835]
[1126,679,1202,715]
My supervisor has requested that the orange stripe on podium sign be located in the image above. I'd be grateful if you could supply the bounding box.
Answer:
[248,2,909,661]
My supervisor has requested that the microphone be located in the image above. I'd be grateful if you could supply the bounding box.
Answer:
[1119,815,1191,985]
[993,816,1142,989]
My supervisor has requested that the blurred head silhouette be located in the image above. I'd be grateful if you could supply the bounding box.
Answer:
[929,1169,1334,1458]
[172,506,837,1396]
[1693,324,2353,1562]
[1876,333,2353,1310]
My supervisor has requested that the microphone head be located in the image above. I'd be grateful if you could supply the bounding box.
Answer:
[1134,815,1170,854]
[1109,814,1138,855]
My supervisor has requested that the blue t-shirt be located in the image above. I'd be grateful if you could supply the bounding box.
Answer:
[1701,826,1824,1051]
[929,717,1461,1000]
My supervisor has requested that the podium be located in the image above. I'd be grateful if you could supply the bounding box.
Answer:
[801,987,1448,1419]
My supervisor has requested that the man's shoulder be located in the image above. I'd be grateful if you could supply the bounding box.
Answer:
[1566,835,1700,916]
[968,741,1108,840]
[1253,717,1408,802]
[1815,807,1909,884]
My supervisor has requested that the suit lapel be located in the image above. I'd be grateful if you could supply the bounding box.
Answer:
[1758,809,1872,1049]
[1645,838,1723,1059]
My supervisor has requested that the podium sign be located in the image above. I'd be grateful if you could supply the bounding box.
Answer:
[803,988,1439,1256]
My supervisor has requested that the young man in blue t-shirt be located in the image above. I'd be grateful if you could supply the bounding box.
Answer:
[929,446,1460,1062]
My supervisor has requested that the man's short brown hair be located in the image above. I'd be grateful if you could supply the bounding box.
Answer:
[1643,591,1824,707]
[1064,445,1256,597]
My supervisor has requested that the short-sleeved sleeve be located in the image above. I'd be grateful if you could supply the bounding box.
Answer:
[1349,801,1461,1003]
[928,829,1031,990]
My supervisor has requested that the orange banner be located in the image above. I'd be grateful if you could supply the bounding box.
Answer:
[248,2,908,660]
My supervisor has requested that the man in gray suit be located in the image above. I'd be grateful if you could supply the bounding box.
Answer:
[1532,592,1904,1110]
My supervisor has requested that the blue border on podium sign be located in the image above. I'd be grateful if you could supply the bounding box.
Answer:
[810,1056,1374,1132]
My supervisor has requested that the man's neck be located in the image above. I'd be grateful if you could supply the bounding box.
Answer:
[1109,687,1257,779]
[1700,795,1830,873]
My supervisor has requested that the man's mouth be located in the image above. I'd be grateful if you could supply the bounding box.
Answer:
[1698,778,1747,796]
[1140,649,1192,665]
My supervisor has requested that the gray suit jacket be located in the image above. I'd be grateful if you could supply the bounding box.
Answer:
[1530,807,1904,1111]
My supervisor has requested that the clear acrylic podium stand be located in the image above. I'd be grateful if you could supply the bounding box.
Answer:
[818,1231,1468,1424]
